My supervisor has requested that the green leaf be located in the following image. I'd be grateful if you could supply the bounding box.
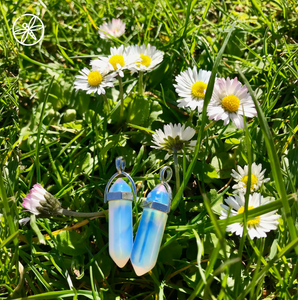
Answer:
[76,152,94,175]
[192,229,206,284]
[210,152,234,179]
[91,254,113,280]
[115,146,137,167]
[0,230,19,249]
[193,161,218,182]
[159,234,183,264]
[69,90,91,117]
[128,94,163,127]
[30,215,46,245]
[224,137,241,151]
[209,189,224,215]
[56,231,89,256]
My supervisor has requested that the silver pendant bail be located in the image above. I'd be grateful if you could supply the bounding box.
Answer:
[142,166,173,213]
[104,156,137,203]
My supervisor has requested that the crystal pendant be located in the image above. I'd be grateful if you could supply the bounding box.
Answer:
[104,157,137,268]
[131,167,172,276]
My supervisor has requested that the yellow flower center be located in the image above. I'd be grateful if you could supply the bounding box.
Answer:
[222,94,240,112]
[87,71,103,86]
[241,174,258,190]
[109,54,125,70]
[238,206,261,226]
[140,54,151,67]
[191,81,207,99]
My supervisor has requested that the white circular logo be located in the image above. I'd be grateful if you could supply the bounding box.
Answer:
[12,14,44,46]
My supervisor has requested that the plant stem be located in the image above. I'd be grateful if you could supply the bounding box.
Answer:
[173,150,181,196]
[102,94,110,114]
[60,209,106,218]
[35,77,54,184]
[203,120,216,131]
[138,71,143,95]
[0,171,17,246]
[118,75,124,120]
[187,110,195,126]
[0,2,14,42]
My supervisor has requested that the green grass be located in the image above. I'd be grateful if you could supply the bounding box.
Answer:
[0,0,298,299]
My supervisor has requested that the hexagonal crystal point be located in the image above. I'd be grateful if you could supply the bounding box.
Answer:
[108,178,133,268]
[131,184,170,276]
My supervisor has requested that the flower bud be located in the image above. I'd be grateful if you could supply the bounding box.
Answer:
[63,109,76,123]
[22,184,62,216]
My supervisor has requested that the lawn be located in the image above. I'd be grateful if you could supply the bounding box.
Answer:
[0,0,298,299]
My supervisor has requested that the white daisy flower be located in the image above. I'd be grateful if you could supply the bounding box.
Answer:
[174,67,212,112]
[99,18,125,39]
[74,65,117,95]
[220,192,280,239]
[151,123,196,158]
[90,45,138,78]
[207,77,257,129]
[128,44,164,73]
[231,162,270,193]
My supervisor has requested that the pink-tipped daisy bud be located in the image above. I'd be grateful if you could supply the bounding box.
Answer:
[22,183,62,216]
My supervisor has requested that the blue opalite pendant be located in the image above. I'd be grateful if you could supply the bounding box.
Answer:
[108,178,133,267]
[131,167,172,276]
[104,157,137,268]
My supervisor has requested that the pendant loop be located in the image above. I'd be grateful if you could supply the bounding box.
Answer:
[160,166,173,208]
[104,156,137,203]
[142,166,173,213]
[116,156,126,174]
[159,166,172,183]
